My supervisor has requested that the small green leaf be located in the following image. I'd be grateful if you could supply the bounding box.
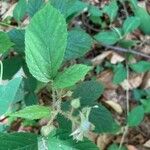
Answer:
[142,99,150,113]
[130,1,150,34]
[65,29,93,60]
[130,61,150,73]
[54,64,92,89]
[94,30,120,45]
[0,31,14,54]
[103,0,118,22]
[1,56,23,80]
[25,4,67,82]
[50,0,76,18]
[8,29,25,53]
[13,0,27,22]
[127,105,144,127]
[47,129,99,150]
[0,132,38,149]
[0,77,24,116]
[10,105,51,120]
[27,0,45,17]
[88,5,102,17]
[123,16,140,35]
[113,63,127,84]
[73,80,104,107]
[89,105,119,133]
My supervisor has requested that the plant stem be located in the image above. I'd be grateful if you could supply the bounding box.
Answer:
[104,45,150,59]
[0,61,3,83]
[119,53,130,150]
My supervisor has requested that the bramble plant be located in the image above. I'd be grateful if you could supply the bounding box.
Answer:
[0,0,150,149]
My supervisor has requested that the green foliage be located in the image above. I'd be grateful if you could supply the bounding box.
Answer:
[54,64,92,89]
[89,105,119,133]
[27,0,45,17]
[73,80,104,107]
[0,0,150,149]
[0,31,14,54]
[13,0,27,22]
[123,16,140,35]
[65,29,93,60]
[108,144,127,150]
[0,132,38,149]
[94,30,121,45]
[47,129,99,150]
[9,105,51,120]
[0,77,24,116]
[25,4,67,82]
[1,56,24,79]
[103,0,118,22]
[130,61,150,73]
[142,99,150,113]
[8,29,25,53]
[113,63,127,84]
[50,0,76,18]
[127,105,144,127]
[130,0,150,34]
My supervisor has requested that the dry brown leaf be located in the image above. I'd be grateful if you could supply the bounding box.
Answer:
[144,139,150,148]
[121,73,144,90]
[97,69,118,89]
[91,51,112,65]
[104,100,123,114]
[91,51,124,65]
[96,134,113,150]
[141,72,150,89]
[127,145,138,150]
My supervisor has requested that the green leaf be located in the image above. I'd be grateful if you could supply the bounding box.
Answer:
[103,0,118,22]
[50,0,76,18]
[123,16,140,35]
[65,29,93,60]
[89,105,119,133]
[54,64,92,89]
[127,105,144,127]
[113,63,127,84]
[1,56,24,80]
[142,99,150,113]
[9,105,51,120]
[0,77,24,116]
[47,129,99,150]
[108,144,127,150]
[0,132,38,150]
[8,29,25,53]
[73,80,104,107]
[25,4,67,82]
[88,5,102,17]
[66,0,88,19]
[27,0,45,17]
[130,61,150,73]
[0,31,14,54]
[13,0,27,22]
[130,1,150,34]
[94,30,120,45]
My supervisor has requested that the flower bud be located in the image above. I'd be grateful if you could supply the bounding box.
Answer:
[71,98,80,109]
[41,125,55,137]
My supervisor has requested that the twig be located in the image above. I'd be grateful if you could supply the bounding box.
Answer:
[104,45,150,59]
